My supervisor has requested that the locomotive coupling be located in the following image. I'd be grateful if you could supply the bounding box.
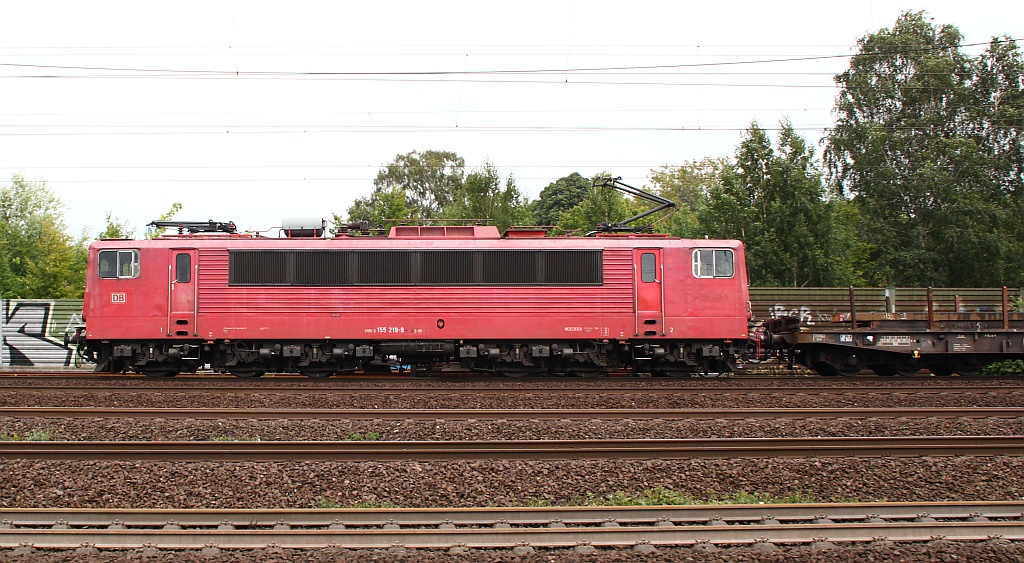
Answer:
[63,327,86,346]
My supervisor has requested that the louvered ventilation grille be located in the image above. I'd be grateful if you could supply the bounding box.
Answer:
[356,251,413,285]
[421,251,475,284]
[229,251,290,285]
[229,250,601,286]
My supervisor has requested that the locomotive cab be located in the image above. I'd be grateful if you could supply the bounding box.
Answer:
[83,241,203,376]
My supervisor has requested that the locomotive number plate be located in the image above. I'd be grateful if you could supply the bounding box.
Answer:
[111,292,127,303]
[367,326,406,334]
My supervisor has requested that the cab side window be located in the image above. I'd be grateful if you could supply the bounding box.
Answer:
[175,253,191,283]
[692,249,734,278]
[640,252,657,282]
[98,250,140,279]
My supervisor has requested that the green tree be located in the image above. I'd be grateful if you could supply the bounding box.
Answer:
[443,162,532,232]
[557,177,644,234]
[145,202,183,239]
[339,187,416,231]
[825,11,1024,286]
[702,121,861,287]
[369,150,465,219]
[648,158,727,238]
[700,125,774,280]
[0,175,87,298]
[530,172,591,227]
[99,212,136,239]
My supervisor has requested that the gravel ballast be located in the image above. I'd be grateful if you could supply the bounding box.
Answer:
[3,416,1024,441]
[3,380,1024,561]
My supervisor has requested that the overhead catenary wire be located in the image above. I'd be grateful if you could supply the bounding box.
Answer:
[0,37,1016,78]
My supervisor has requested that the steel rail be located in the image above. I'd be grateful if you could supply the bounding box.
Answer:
[3,406,1023,421]
[0,368,1019,379]
[2,436,1022,461]
[2,383,1022,396]
[2,503,1024,550]
[3,502,1023,528]
[3,522,1024,551]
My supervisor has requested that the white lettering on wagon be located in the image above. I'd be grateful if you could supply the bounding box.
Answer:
[878,335,913,346]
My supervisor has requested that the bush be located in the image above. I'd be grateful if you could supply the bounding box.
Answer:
[0,427,54,441]
[981,360,1024,377]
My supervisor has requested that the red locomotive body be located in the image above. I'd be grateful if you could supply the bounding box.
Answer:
[82,224,749,377]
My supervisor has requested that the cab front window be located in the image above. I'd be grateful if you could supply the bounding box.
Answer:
[692,249,734,278]
[98,250,140,279]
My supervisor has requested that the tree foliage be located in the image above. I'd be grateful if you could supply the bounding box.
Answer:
[556,177,644,234]
[0,175,87,298]
[99,212,136,239]
[531,172,591,227]
[145,203,183,239]
[443,162,532,232]
[340,187,416,231]
[700,121,862,286]
[649,158,726,238]
[368,150,465,220]
[825,11,1024,286]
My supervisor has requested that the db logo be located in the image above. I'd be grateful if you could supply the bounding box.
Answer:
[111,292,127,303]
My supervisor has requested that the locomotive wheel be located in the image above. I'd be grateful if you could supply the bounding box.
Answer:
[569,369,607,378]
[230,370,266,378]
[299,368,335,378]
[654,369,694,378]
[142,369,178,378]
[928,364,954,377]
[499,370,529,378]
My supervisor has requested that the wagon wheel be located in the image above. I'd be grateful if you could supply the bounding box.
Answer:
[831,355,861,377]
[810,362,839,377]
[927,364,954,377]
[871,364,897,377]
[954,356,982,377]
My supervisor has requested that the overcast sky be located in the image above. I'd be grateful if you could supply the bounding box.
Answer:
[1,1,1021,237]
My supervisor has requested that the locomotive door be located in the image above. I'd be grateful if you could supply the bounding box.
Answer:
[633,248,665,336]
[168,248,198,337]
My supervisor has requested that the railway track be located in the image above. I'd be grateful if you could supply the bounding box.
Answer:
[2,503,1023,552]
[3,382,1023,397]
[3,406,1022,420]
[2,436,1021,461]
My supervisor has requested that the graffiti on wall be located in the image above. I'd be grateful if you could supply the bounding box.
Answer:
[767,304,842,325]
[1,300,83,367]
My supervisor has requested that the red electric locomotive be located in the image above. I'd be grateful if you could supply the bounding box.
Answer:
[81,218,750,378]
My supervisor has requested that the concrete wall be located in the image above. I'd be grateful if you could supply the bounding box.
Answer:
[0,299,84,368]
